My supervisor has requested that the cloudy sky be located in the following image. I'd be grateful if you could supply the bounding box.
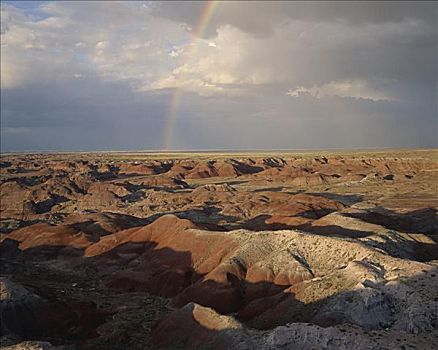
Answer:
[1,1,437,151]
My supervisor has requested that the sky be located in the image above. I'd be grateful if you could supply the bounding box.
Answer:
[1,1,437,151]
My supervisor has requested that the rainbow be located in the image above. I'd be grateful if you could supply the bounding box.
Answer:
[162,0,220,150]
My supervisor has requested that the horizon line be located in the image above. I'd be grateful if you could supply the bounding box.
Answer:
[1,146,437,155]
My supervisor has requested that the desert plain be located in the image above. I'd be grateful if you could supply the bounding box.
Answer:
[1,149,437,349]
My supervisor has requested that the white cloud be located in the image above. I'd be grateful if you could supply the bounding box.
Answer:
[287,79,396,101]
[286,86,309,98]
[145,17,431,96]
[0,2,190,89]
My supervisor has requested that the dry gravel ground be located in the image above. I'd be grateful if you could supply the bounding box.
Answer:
[1,149,437,349]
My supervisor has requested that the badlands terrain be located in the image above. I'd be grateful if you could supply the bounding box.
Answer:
[1,149,437,349]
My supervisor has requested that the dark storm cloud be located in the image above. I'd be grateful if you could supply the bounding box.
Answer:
[1,78,170,151]
[152,1,437,37]
[167,86,437,150]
